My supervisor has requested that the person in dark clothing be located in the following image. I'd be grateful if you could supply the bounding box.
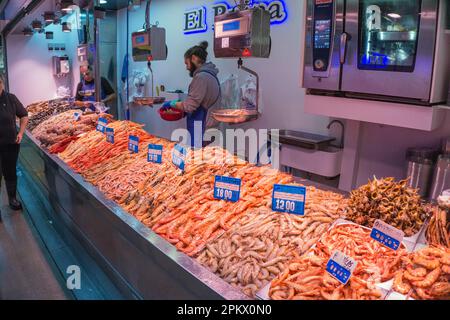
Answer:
[0,75,29,219]
[75,66,116,111]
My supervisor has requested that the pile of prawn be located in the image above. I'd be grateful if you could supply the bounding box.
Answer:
[197,189,347,297]
[268,223,408,300]
[392,246,450,299]
[119,151,294,257]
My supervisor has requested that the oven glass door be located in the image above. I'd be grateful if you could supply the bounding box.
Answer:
[342,0,438,102]
[358,0,421,72]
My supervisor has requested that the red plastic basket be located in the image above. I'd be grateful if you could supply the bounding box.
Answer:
[159,107,184,121]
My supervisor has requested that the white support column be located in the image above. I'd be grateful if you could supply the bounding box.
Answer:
[338,120,362,191]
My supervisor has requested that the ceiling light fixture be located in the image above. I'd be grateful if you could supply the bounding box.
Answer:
[387,13,402,19]
[62,22,71,32]
[31,19,43,31]
[43,11,56,22]
[61,0,75,12]
[22,27,34,36]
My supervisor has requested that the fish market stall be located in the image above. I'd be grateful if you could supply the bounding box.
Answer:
[16,103,449,300]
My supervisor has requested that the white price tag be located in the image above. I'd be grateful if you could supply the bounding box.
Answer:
[222,37,230,48]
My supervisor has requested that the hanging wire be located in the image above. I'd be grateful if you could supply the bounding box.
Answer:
[126,1,130,120]
[143,0,152,29]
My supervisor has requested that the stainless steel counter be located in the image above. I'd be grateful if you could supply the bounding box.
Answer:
[18,131,249,300]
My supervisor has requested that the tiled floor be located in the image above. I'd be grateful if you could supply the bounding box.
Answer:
[0,182,69,300]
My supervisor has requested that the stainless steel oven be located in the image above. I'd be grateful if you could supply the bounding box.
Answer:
[303,0,449,105]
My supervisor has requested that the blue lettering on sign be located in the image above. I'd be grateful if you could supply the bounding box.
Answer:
[214,176,241,202]
[96,117,107,133]
[184,6,207,34]
[106,127,114,144]
[371,229,401,250]
[272,184,306,215]
[326,250,357,285]
[128,135,139,153]
[186,0,288,35]
[370,219,404,251]
[326,260,352,285]
[172,144,187,171]
[148,144,163,164]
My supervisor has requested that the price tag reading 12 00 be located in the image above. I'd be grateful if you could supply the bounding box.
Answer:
[148,144,163,164]
[214,176,241,202]
[172,144,187,171]
[272,184,306,215]
[370,219,404,251]
[128,135,139,153]
[106,127,114,144]
[96,117,107,133]
[326,250,357,285]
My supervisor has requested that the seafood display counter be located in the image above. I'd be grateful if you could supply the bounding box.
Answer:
[17,100,449,300]
[18,131,249,300]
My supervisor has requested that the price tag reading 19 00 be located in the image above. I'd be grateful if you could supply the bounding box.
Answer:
[272,184,306,215]
[172,144,186,171]
[370,219,404,251]
[148,144,163,164]
[96,117,107,133]
[106,127,114,144]
[128,135,139,153]
[326,250,357,285]
[214,176,241,202]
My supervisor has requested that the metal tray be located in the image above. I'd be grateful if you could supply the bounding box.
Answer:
[212,109,259,124]
[269,130,335,150]
[133,97,166,106]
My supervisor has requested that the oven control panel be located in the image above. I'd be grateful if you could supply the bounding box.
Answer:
[313,0,334,73]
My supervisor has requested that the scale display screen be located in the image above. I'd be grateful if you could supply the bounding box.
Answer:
[314,20,332,49]
[135,35,146,44]
[223,20,241,32]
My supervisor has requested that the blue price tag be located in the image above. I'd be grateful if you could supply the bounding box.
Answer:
[214,176,241,202]
[172,144,186,171]
[370,219,404,251]
[74,112,81,121]
[326,250,357,285]
[128,135,139,153]
[106,127,114,144]
[148,144,163,164]
[96,117,107,133]
[272,184,306,215]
